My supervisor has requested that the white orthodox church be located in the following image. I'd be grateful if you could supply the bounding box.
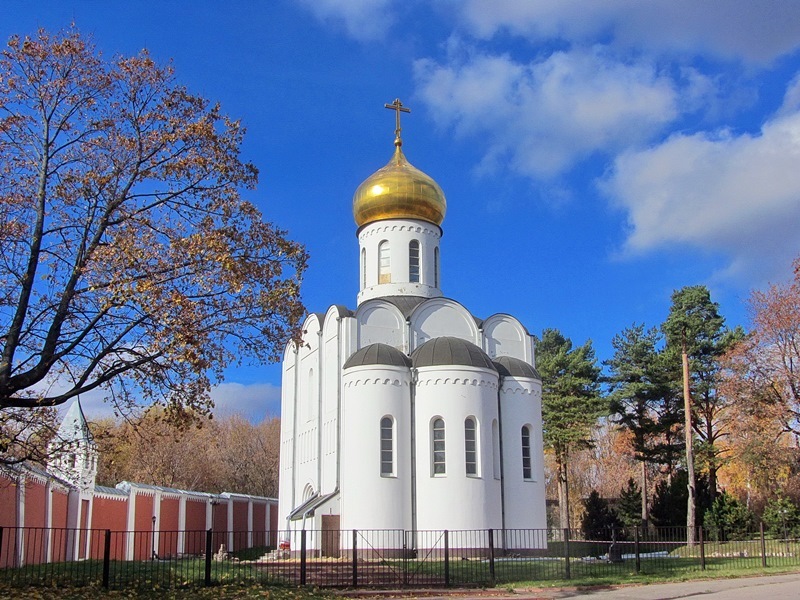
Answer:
[277,101,546,551]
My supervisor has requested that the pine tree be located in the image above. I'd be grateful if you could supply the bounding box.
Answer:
[663,286,727,541]
[617,478,643,529]
[607,324,682,526]
[538,328,605,529]
[581,490,623,540]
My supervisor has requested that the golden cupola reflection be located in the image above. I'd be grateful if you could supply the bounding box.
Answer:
[353,139,447,228]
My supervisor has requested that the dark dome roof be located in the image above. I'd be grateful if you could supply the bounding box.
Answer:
[344,343,411,369]
[411,337,496,370]
[494,356,541,380]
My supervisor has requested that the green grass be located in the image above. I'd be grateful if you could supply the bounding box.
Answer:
[2,544,800,597]
[0,580,332,599]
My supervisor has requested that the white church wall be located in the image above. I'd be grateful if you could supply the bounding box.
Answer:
[296,321,321,506]
[414,366,501,534]
[499,377,547,544]
[409,299,479,349]
[357,301,407,351]
[278,343,297,528]
[482,315,532,363]
[357,219,442,304]
[341,365,411,532]
[320,308,344,494]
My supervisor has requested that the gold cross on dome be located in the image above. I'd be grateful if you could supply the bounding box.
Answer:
[384,98,410,142]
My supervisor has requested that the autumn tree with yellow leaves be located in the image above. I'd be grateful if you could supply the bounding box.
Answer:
[0,28,306,462]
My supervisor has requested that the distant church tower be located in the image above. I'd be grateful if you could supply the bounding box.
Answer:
[278,100,546,550]
[47,400,98,492]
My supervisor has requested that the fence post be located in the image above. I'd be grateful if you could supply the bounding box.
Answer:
[0,527,3,567]
[563,528,571,580]
[102,530,111,589]
[488,529,496,586]
[634,526,641,574]
[300,529,307,586]
[204,528,212,586]
[444,530,450,587]
[352,529,358,588]
[699,526,705,571]
[760,522,767,568]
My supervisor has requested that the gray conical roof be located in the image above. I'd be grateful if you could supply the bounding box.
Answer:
[411,337,496,370]
[55,399,94,445]
[494,355,541,380]
[344,343,411,369]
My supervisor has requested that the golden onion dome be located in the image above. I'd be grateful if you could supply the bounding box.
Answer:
[353,138,447,228]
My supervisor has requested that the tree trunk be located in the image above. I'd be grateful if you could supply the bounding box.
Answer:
[640,460,649,529]
[557,457,571,531]
[682,347,696,545]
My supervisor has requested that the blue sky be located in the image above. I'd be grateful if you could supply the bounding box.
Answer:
[7,1,800,421]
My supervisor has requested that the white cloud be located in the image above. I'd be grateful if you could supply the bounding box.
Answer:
[295,0,394,41]
[211,381,281,422]
[603,85,800,283]
[458,0,800,64]
[414,47,684,179]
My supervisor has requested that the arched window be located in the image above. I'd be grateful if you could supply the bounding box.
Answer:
[434,247,440,287]
[521,425,532,480]
[378,241,391,283]
[432,418,446,475]
[361,248,366,288]
[409,240,420,283]
[464,417,478,476]
[380,416,394,476]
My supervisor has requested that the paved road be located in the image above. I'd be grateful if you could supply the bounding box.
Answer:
[343,574,800,600]
[505,573,800,599]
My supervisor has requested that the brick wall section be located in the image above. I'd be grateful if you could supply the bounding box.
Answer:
[158,497,180,557]
[253,502,266,547]
[183,497,207,555]
[0,467,280,565]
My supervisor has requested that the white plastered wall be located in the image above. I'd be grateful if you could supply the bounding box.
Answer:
[482,314,533,363]
[357,219,443,304]
[409,298,479,349]
[357,300,407,352]
[499,375,547,544]
[413,365,502,533]
[340,364,412,532]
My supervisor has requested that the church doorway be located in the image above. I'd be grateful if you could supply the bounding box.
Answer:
[321,515,340,558]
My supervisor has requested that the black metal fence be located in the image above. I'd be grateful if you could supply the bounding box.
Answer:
[1,525,798,590]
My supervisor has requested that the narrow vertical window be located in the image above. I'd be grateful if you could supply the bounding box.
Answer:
[361,248,366,288]
[432,418,446,475]
[379,241,391,283]
[465,417,477,476]
[409,240,420,283]
[521,425,532,480]
[380,417,394,476]
[434,247,440,287]
[492,420,501,480]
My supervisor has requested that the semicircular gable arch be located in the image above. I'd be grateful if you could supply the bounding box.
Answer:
[356,299,407,352]
[299,313,324,353]
[482,314,532,363]
[409,297,480,351]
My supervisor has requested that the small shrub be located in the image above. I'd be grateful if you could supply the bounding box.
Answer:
[703,492,755,541]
